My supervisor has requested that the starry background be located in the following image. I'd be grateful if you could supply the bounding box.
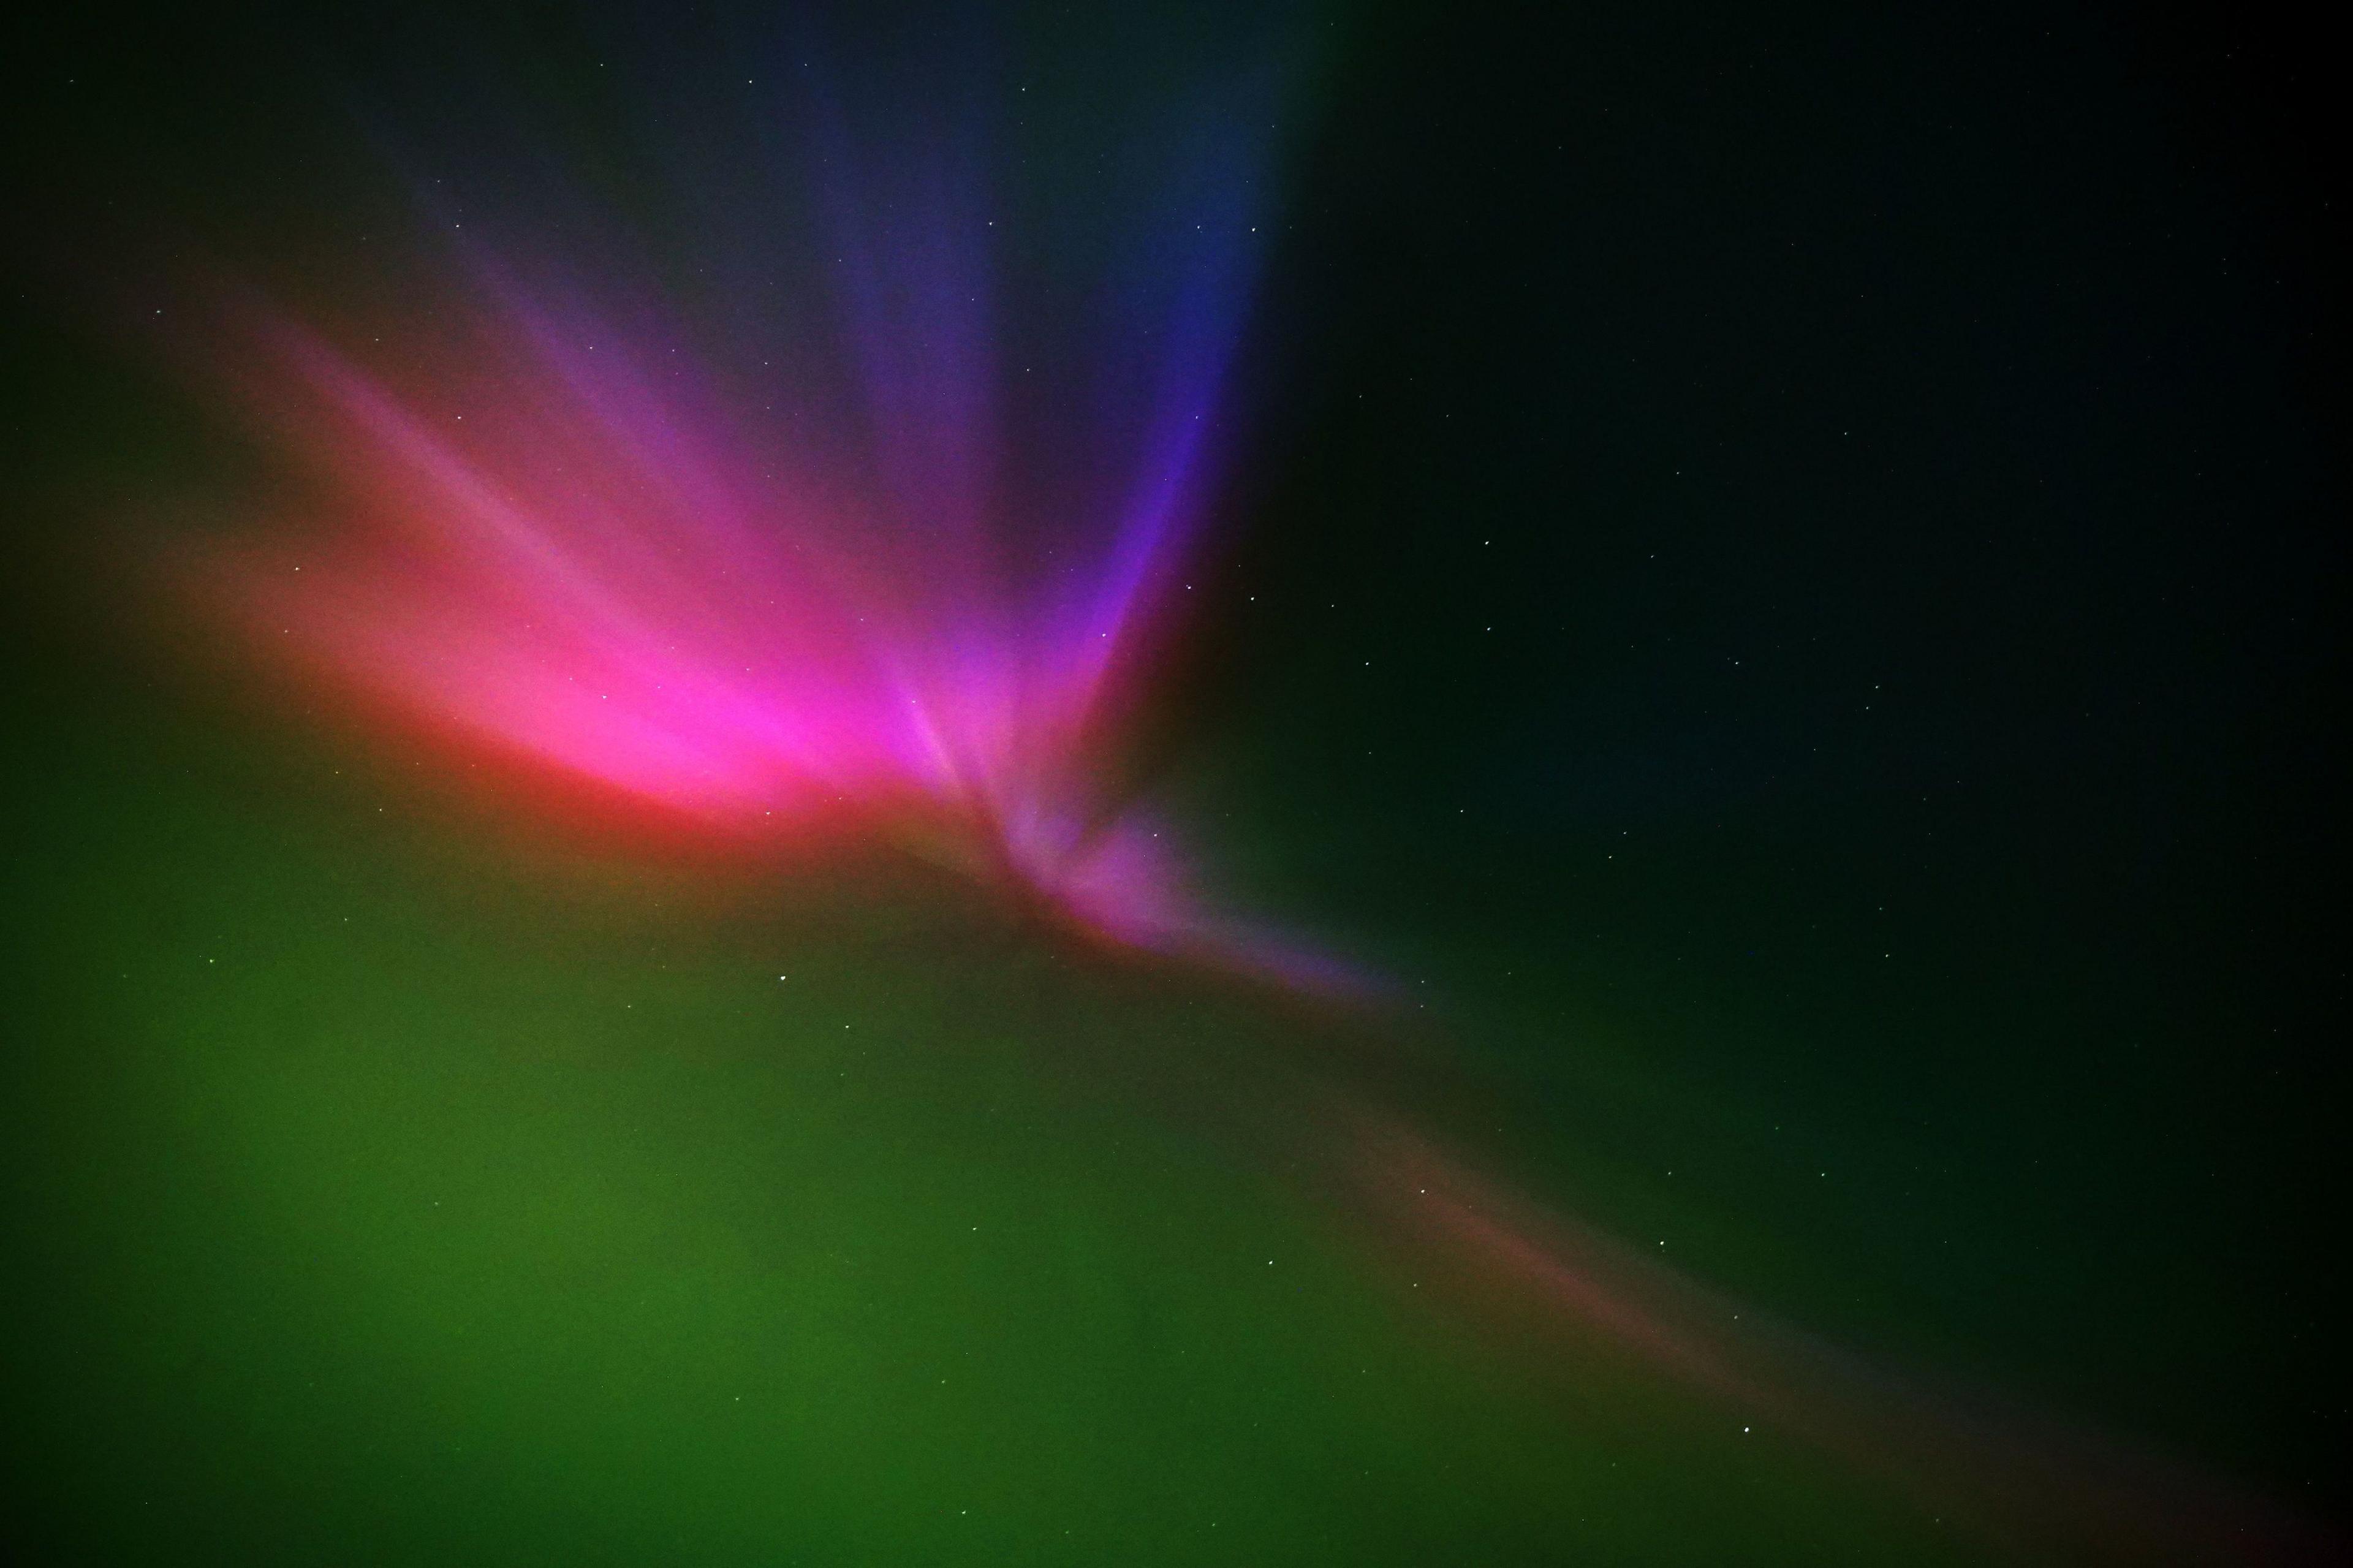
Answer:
[1,2,2343,1564]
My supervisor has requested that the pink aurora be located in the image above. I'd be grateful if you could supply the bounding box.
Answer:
[180,108,1352,989]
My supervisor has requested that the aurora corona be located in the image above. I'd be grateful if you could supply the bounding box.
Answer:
[181,80,1342,987]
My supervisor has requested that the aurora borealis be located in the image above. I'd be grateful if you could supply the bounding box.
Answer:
[171,60,1333,987]
[2,3,2344,1564]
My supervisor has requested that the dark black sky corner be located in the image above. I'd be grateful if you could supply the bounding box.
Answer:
[1,0,2346,1545]
[1206,0,2348,1512]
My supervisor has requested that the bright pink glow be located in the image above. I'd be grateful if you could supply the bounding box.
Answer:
[177,193,1352,990]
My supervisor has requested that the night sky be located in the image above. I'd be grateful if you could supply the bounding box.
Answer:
[2,4,2343,1564]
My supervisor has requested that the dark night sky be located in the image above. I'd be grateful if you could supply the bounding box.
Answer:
[1229,0,2347,1497]
[3,2,2344,1561]
[1213,0,2346,1493]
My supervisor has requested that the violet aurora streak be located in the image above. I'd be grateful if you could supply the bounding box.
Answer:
[177,77,1355,992]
